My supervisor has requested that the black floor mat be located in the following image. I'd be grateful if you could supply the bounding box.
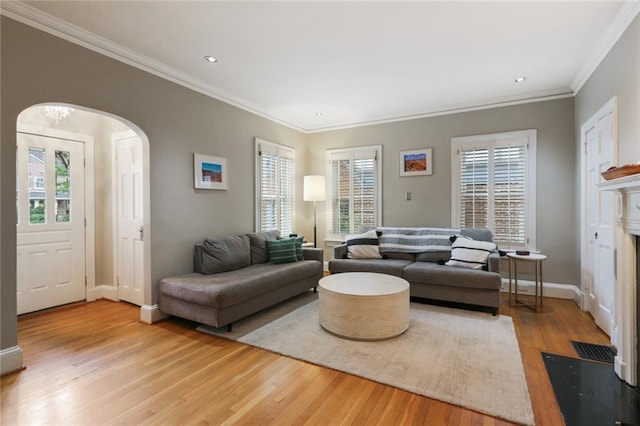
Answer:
[542,352,640,426]
[572,340,616,363]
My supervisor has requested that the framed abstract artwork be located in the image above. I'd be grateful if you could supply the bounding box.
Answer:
[399,148,432,176]
[194,153,228,190]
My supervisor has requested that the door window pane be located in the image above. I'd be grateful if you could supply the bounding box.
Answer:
[29,148,46,224]
[55,150,71,223]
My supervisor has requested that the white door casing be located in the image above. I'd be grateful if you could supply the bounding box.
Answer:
[113,130,144,306]
[584,110,616,336]
[16,131,87,314]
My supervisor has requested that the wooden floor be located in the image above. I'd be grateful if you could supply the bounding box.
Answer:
[1,294,609,425]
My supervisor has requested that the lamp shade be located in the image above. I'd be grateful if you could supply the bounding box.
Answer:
[303,175,326,201]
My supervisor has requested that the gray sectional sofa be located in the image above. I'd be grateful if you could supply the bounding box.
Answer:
[328,227,502,315]
[159,231,323,330]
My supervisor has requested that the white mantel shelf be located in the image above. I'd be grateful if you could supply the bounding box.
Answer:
[597,172,640,191]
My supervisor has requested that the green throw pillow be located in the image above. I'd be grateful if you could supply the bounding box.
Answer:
[278,236,304,261]
[267,239,298,264]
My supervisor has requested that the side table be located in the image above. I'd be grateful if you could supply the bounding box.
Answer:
[507,252,547,312]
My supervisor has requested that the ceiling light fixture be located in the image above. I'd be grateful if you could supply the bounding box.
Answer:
[204,56,217,63]
[44,105,74,125]
[515,76,526,83]
[316,112,324,117]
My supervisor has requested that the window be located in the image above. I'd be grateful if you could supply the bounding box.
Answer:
[255,138,295,236]
[326,145,382,239]
[451,130,536,250]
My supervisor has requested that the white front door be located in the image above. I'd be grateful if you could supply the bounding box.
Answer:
[586,112,616,335]
[16,131,86,314]
[113,131,144,306]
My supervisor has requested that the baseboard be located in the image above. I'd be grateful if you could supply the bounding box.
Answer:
[0,346,24,376]
[140,304,168,324]
[500,278,580,301]
[94,284,118,301]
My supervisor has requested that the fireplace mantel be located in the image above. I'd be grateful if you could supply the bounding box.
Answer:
[598,173,639,386]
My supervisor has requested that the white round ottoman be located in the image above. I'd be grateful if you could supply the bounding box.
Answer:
[318,272,410,340]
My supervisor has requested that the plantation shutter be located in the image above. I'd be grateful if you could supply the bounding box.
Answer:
[459,148,489,230]
[328,148,378,237]
[257,141,294,236]
[493,142,526,246]
[455,134,530,250]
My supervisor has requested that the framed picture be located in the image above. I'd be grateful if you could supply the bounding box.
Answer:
[194,153,228,190]
[399,148,432,176]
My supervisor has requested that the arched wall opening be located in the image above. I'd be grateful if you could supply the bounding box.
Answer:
[16,103,152,320]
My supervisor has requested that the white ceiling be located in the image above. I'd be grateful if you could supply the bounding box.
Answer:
[4,1,639,132]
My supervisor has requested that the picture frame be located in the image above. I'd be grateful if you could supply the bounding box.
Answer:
[399,148,432,176]
[194,153,228,190]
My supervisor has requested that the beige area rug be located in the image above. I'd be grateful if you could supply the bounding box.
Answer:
[197,292,534,425]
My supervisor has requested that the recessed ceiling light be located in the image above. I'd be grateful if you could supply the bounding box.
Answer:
[204,56,218,63]
[316,112,324,117]
[515,76,526,83]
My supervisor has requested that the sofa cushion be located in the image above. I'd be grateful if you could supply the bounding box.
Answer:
[402,262,501,290]
[201,235,251,274]
[460,228,494,243]
[279,236,304,261]
[267,239,298,264]
[446,236,497,270]
[415,250,451,263]
[328,258,412,277]
[159,261,321,308]
[247,230,279,264]
[346,229,382,259]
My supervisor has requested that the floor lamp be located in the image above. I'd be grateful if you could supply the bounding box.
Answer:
[303,175,326,248]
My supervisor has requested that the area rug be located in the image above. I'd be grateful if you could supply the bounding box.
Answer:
[197,293,534,425]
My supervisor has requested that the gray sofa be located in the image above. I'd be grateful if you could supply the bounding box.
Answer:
[328,228,502,315]
[159,231,323,330]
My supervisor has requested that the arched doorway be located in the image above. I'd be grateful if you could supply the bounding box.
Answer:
[16,103,151,318]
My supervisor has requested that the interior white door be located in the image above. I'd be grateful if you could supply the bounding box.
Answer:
[114,131,144,306]
[16,132,86,314]
[586,112,616,336]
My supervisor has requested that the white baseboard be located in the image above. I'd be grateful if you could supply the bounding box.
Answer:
[140,304,167,324]
[94,284,118,301]
[0,346,24,376]
[500,278,580,302]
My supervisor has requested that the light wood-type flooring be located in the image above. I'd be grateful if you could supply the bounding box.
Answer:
[1,294,609,425]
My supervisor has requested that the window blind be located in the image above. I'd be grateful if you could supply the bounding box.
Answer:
[327,147,379,237]
[257,141,294,236]
[454,131,534,250]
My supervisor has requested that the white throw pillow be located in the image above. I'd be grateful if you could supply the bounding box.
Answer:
[445,236,496,269]
[345,229,382,259]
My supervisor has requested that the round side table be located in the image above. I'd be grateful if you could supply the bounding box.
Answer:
[507,252,547,312]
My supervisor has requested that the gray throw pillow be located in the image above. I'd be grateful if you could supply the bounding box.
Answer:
[201,235,251,274]
[247,230,280,264]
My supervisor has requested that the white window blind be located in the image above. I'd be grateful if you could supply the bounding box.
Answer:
[452,130,536,250]
[326,146,381,239]
[255,139,294,236]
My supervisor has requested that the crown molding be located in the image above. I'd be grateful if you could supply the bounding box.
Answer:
[307,91,574,134]
[0,1,305,132]
[2,1,635,134]
[571,0,640,93]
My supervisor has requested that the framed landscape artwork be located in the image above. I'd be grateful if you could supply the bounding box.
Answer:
[399,148,432,176]
[194,153,228,190]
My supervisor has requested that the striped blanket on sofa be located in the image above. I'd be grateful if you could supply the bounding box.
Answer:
[377,227,459,253]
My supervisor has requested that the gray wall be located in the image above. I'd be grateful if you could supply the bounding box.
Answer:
[1,17,309,350]
[308,98,577,285]
[575,14,640,166]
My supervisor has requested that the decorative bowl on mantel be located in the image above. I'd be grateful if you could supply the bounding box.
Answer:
[601,163,640,181]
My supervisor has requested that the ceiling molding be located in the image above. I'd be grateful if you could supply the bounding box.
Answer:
[571,0,640,93]
[307,92,575,134]
[0,1,305,132]
[2,1,635,133]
